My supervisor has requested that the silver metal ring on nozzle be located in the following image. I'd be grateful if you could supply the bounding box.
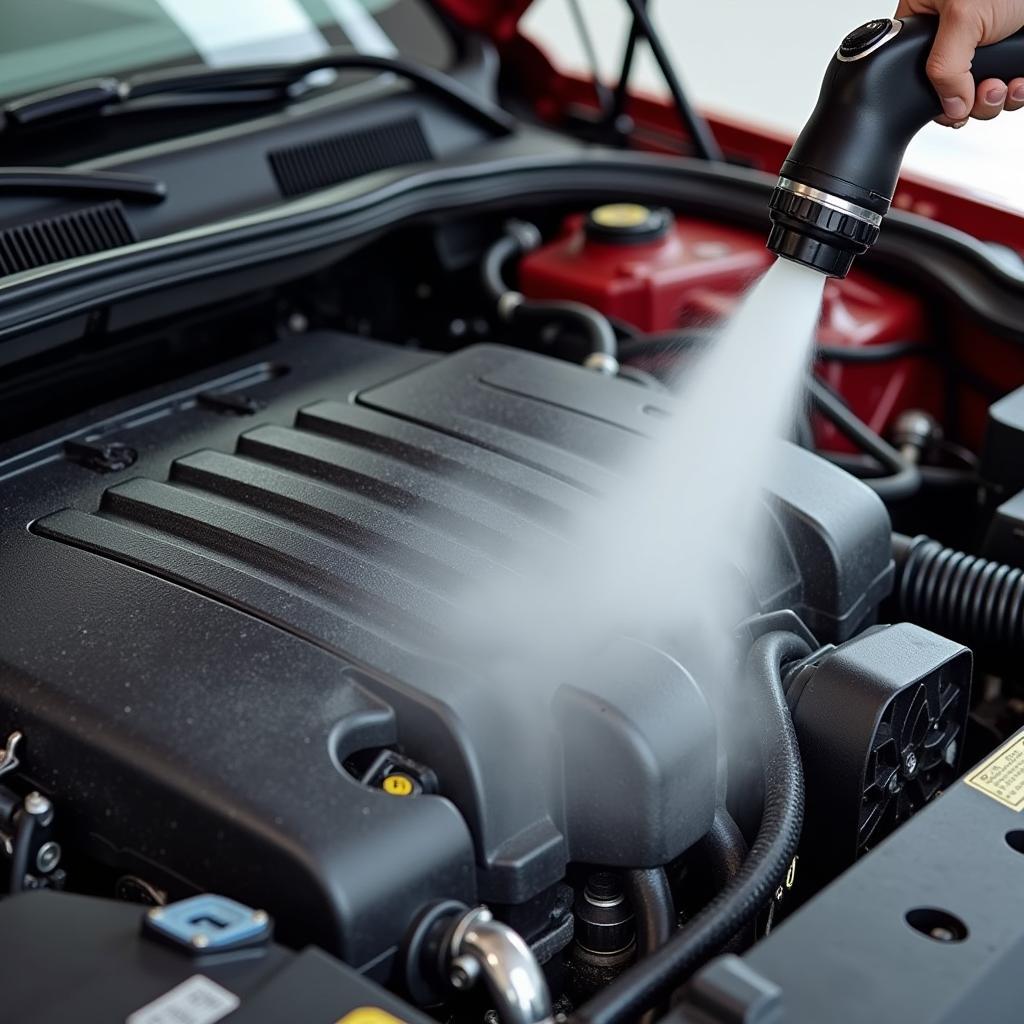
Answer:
[775,177,884,228]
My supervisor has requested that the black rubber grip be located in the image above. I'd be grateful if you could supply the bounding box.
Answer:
[783,15,1024,206]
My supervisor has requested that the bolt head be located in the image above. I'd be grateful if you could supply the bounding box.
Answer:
[35,841,61,874]
[24,792,52,816]
[252,910,269,925]
[191,934,209,949]
[449,955,480,991]
[147,908,164,921]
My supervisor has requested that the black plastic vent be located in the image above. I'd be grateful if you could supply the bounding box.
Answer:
[0,201,136,277]
[268,117,432,197]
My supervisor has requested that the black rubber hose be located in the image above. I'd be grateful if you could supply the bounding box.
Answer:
[572,632,808,1024]
[828,452,974,491]
[625,869,674,1024]
[698,807,748,892]
[625,869,675,957]
[512,300,618,358]
[816,339,931,363]
[482,225,619,367]
[619,331,930,365]
[7,810,35,894]
[893,533,1024,658]
[482,230,528,302]
[698,807,752,955]
[806,376,921,502]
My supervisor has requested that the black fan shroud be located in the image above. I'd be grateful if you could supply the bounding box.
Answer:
[787,623,971,894]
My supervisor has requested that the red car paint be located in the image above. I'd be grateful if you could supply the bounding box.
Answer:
[520,211,933,451]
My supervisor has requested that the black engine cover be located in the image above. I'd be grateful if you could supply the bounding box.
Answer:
[0,335,890,971]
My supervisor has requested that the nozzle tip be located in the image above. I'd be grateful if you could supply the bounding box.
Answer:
[766,224,855,279]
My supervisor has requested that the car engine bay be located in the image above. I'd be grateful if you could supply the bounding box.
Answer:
[3,6,1024,1023]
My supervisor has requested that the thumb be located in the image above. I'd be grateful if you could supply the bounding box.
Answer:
[925,8,980,120]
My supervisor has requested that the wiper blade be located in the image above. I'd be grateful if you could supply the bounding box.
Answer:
[4,52,516,138]
[0,167,165,204]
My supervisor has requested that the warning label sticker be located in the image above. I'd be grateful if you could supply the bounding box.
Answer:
[965,735,1024,811]
[127,975,239,1024]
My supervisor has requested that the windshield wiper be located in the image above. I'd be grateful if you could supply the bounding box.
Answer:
[3,52,516,138]
[0,167,165,204]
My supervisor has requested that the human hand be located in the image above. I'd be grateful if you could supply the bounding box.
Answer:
[895,0,1024,124]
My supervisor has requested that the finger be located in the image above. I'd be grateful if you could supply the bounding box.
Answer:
[926,6,983,121]
[1006,77,1024,111]
[894,0,931,18]
[971,78,1007,120]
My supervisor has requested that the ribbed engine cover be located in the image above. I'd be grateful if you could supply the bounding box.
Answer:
[0,334,891,971]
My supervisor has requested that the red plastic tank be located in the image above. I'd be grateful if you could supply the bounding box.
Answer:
[517,205,936,452]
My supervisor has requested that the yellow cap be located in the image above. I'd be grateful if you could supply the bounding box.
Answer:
[589,203,652,229]
[382,773,415,796]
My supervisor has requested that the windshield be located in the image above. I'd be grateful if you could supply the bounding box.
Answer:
[0,0,453,99]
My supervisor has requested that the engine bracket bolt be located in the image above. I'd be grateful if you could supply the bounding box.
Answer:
[35,841,61,874]
[450,954,481,990]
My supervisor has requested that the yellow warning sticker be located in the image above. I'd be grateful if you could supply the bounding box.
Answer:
[337,1007,406,1024]
[382,774,414,797]
[965,735,1024,811]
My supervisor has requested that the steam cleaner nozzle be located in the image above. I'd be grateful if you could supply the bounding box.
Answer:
[767,15,1024,277]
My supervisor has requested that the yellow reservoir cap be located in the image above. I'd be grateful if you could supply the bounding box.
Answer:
[585,204,672,244]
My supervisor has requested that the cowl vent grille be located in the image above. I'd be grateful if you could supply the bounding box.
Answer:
[0,201,136,277]
[268,116,432,197]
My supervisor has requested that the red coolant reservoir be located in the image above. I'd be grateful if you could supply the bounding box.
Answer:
[518,205,936,452]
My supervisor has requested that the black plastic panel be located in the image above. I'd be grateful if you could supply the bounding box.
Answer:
[674,726,1024,1023]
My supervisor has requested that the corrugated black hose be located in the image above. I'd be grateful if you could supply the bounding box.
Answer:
[572,631,809,1024]
[894,532,1024,658]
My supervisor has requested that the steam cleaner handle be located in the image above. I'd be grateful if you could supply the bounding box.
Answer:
[783,15,1024,210]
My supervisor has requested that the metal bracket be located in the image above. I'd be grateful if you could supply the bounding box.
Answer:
[0,731,23,779]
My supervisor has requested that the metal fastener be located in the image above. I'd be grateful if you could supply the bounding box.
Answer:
[35,841,61,874]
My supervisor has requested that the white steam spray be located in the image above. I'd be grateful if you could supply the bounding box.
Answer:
[444,259,827,692]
